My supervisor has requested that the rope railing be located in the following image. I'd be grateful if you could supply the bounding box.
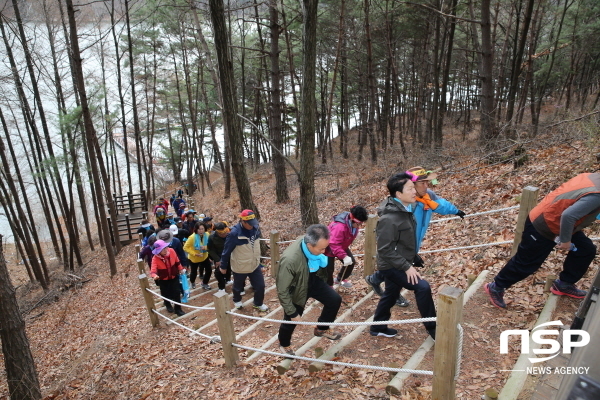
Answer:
[232,343,434,375]
[420,240,513,254]
[455,324,464,380]
[226,311,436,327]
[430,205,519,223]
[152,309,220,342]
[146,288,215,310]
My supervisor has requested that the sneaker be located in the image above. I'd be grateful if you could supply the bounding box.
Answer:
[280,345,294,359]
[240,291,246,296]
[333,277,352,288]
[166,305,174,313]
[395,294,410,307]
[314,328,342,340]
[191,282,196,289]
[484,282,507,309]
[370,328,398,337]
[201,283,211,290]
[226,280,234,286]
[253,304,269,312]
[365,274,383,296]
[217,289,226,294]
[234,301,243,309]
[175,309,186,317]
[550,280,587,299]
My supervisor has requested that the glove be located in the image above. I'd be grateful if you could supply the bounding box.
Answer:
[456,210,466,219]
[413,254,424,268]
[342,256,353,266]
[180,269,187,275]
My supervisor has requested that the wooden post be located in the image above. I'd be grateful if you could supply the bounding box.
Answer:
[467,274,477,287]
[483,388,498,400]
[141,190,147,210]
[107,217,114,245]
[137,258,146,275]
[363,214,378,277]
[138,233,144,244]
[139,272,159,327]
[270,230,281,278]
[511,186,539,256]
[125,214,132,241]
[432,286,463,400]
[142,211,148,220]
[128,192,134,213]
[213,290,239,367]
[545,274,557,292]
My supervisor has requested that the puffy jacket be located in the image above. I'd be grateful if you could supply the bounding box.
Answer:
[530,173,600,240]
[276,236,328,317]
[324,212,358,259]
[376,197,417,272]
[184,232,210,263]
[220,223,261,274]
[150,248,183,280]
[208,232,228,263]
[413,189,459,251]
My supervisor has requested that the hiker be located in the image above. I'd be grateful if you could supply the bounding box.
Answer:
[176,202,187,219]
[182,210,198,233]
[208,222,233,293]
[184,222,212,290]
[139,233,157,268]
[324,205,369,288]
[171,222,190,243]
[173,196,185,212]
[155,206,168,229]
[370,172,436,340]
[137,220,156,246]
[276,224,343,356]
[219,210,269,311]
[365,166,465,307]
[150,239,186,316]
[157,229,189,271]
[169,194,176,207]
[485,173,599,309]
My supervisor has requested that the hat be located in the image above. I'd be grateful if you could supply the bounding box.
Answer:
[198,213,206,219]
[152,239,170,255]
[169,224,179,235]
[407,166,438,184]
[174,217,182,223]
[240,209,259,228]
[186,210,195,216]
[156,230,174,244]
[203,217,213,222]
[179,203,186,208]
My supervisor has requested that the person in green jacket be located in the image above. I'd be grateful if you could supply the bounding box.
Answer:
[276,224,343,356]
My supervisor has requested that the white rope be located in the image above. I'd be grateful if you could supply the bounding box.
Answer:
[152,309,220,342]
[455,324,464,380]
[260,256,271,260]
[276,240,295,244]
[226,311,436,326]
[146,288,216,310]
[232,343,433,375]
[430,205,519,223]
[259,238,269,241]
[420,240,512,254]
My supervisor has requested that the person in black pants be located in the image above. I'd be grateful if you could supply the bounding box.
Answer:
[208,222,232,292]
[485,173,600,309]
[276,224,343,356]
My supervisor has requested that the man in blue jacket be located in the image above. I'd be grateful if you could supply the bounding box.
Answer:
[365,166,466,305]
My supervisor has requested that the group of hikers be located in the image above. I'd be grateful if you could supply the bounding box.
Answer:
[139,167,598,357]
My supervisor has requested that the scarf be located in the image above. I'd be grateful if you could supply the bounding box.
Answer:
[301,239,328,273]
[415,193,439,211]
[194,232,207,252]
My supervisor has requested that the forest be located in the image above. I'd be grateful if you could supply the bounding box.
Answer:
[0,0,599,397]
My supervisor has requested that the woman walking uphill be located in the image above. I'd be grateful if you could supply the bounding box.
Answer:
[184,222,212,290]
[324,205,368,288]
[151,240,187,316]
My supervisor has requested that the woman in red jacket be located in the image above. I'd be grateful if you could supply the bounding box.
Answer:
[151,239,186,316]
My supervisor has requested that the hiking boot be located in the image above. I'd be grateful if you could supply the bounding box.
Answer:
[334,278,353,288]
[166,305,175,313]
[550,280,587,299]
[370,328,398,337]
[314,328,342,340]
[201,283,211,290]
[365,274,383,296]
[191,282,196,289]
[484,282,506,309]
[280,345,295,359]
[175,309,186,317]
[253,304,269,312]
[395,294,410,307]
[234,301,244,310]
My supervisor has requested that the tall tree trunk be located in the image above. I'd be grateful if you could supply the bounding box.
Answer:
[208,0,258,214]
[364,0,377,164]
[298,0,320,226]
[0,238,42,400]
[478,0,498,145]
[65,0,119,275]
